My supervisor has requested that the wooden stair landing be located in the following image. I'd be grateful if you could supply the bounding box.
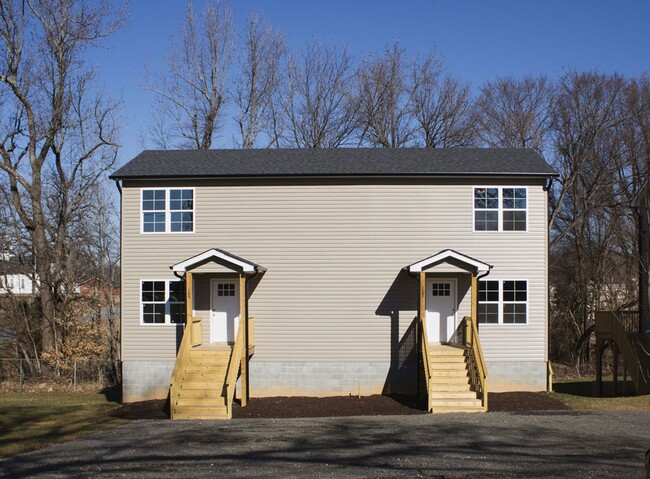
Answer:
[428,344,484,413]
[172,348,231,420]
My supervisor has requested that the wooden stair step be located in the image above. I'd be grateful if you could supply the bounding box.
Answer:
[178,388,223,399]
[189,350,231,358]
[184,364,226,374]
[430,383,473,392]
[431,397,482,406]
[430,391,478,399]
[431,405,484,414]
[429,363,469,371]
[429,356,467,363]
[180,383,225,392]
[429,351,466,357]
[186,363,229,369]
[188,353,231,359]
[182,372,227,381]
[429,346,467,355]
[430,369,469,377]
[174,404,228,414]
[173,408,229,420]
[186,359,230,366]
[176,397,227,407]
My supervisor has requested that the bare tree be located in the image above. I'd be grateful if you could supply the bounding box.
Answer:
[146,0,235,149]
[73,182,121,380]
[411,66,476,148]
[0,0,123,351]
[474,76,554,151]
[234,12,285,148]
[356,42,418,147]
[548,71,633,369]
[549,71,627,241]
[279,41,357,148]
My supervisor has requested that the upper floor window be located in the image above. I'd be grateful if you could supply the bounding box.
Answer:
[142,188,194,233]
[474,187,527,232]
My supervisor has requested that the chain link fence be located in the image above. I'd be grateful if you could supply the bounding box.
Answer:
[0,358,119,392]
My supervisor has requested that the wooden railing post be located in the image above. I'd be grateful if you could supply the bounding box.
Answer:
[418,272,431,410]
[185,272,194,343]
[239,273,248,407]
[419,272,426,325]
[471,272,478,332]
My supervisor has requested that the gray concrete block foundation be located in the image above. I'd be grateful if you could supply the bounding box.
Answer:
[249,361,417,397]
[486,360,548,392]
[122,360,175,403]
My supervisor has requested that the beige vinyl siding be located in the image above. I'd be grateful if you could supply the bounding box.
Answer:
[121,178,548,364]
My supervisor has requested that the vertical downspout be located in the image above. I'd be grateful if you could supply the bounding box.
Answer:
[544,177,552,392]
[114,179,123,385]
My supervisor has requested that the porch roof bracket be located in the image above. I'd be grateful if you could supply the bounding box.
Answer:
[170,248,263,274]
[407,249,492,275]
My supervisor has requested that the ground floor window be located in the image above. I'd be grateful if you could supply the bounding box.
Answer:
[478,280,527,324]
[141,279,186,324]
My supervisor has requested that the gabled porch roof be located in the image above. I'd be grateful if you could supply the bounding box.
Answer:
[407,249,492,274]
[170,248,264,274]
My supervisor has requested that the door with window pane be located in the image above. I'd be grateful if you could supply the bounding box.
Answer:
[210,281,240,343]
[425,279,457,343]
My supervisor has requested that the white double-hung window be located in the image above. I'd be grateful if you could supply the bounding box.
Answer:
[141,280,186,324]
[478,280,528,325]
[142,188,194,233]
[473,187,527,232]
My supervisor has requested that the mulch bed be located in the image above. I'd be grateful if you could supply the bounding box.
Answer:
[108,392,570,420]
[108,399,169,420]
[232,394,425,419]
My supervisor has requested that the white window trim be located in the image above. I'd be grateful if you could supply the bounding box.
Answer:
[477,278,500,325]
[478,278,529,325]
[140,187,196,234]
[139,279,186,326]
[472,186,528,233]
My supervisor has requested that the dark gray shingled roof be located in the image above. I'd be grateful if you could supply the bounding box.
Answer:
[110,148,558,179]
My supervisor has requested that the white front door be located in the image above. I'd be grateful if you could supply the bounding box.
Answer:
[210,281,240,343]
[425,279,457,343]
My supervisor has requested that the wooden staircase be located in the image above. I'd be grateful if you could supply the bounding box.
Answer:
[419,314,487,413]
[172,348,231,420]
[168,305,254,420]
[429,345,484,413]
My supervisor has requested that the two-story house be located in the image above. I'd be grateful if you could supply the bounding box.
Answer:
[111,148,557,419]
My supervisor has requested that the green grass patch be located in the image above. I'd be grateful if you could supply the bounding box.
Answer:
[552,377,650,411]
[0,391,128,458]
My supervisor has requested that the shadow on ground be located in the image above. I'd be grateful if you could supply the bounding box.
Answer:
[99,385,122,404]
[2,412,649,478]
[554,380,637,397]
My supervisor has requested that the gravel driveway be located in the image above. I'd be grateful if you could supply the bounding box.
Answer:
[1,411,649,478]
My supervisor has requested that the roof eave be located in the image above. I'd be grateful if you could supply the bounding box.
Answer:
[110,171,559,181]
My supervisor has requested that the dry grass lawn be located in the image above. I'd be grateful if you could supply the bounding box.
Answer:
[0,392,126,458]
[552,378,650,411]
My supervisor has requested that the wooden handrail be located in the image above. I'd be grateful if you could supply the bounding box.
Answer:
[463,316,488,411]
[169,319,196,419]
[419,316,432,412]
[223,314,250,418]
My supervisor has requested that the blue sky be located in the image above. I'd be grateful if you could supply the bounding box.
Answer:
[94,0,650,165]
